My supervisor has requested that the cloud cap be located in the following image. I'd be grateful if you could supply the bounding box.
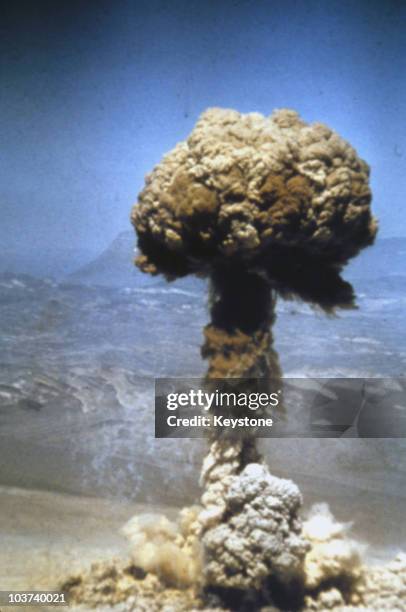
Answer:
[132,108,377,306]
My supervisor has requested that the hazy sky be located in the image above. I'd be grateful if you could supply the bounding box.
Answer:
[1,0,405,259]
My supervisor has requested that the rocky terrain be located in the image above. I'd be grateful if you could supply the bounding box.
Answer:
[0,234,405,563]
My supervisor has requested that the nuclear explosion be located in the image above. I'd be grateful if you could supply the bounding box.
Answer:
[63,108,406,610]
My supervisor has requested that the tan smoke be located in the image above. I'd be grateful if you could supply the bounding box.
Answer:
[58,109,406,610]
[301,504,406,611]
[129,107,381,606]
[132,107,377,310]
[121,507,202,589]
[302,503,364,592]
[62,505,406,610]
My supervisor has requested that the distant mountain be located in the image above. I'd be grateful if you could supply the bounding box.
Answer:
[67,230,208,293]
[68,231,406,289]
[68,231,153,288]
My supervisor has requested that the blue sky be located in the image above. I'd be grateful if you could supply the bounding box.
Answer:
[1,0,405,259]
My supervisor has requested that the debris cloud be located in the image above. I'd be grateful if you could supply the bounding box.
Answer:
[61,108,406,610]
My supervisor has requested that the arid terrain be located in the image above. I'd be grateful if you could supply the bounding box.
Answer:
[1,234,406,604]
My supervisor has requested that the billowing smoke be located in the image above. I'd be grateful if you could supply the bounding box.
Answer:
[132,107,377,310]
[58,108,406,611]
[129,107,382,608]
[122,507,202,588]
[60,109,406,610]
[62,503,406,610]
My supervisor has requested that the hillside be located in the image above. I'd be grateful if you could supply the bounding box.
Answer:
[68,231,150,287]
[68,232,406,290]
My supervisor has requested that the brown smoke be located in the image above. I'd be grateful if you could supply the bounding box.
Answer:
[130,107,378,605]
[129,108,394,610]
[59,109,406,612]
[132,107,377,310]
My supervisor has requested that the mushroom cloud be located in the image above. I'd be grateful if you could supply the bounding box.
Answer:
[130,108,378,607]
